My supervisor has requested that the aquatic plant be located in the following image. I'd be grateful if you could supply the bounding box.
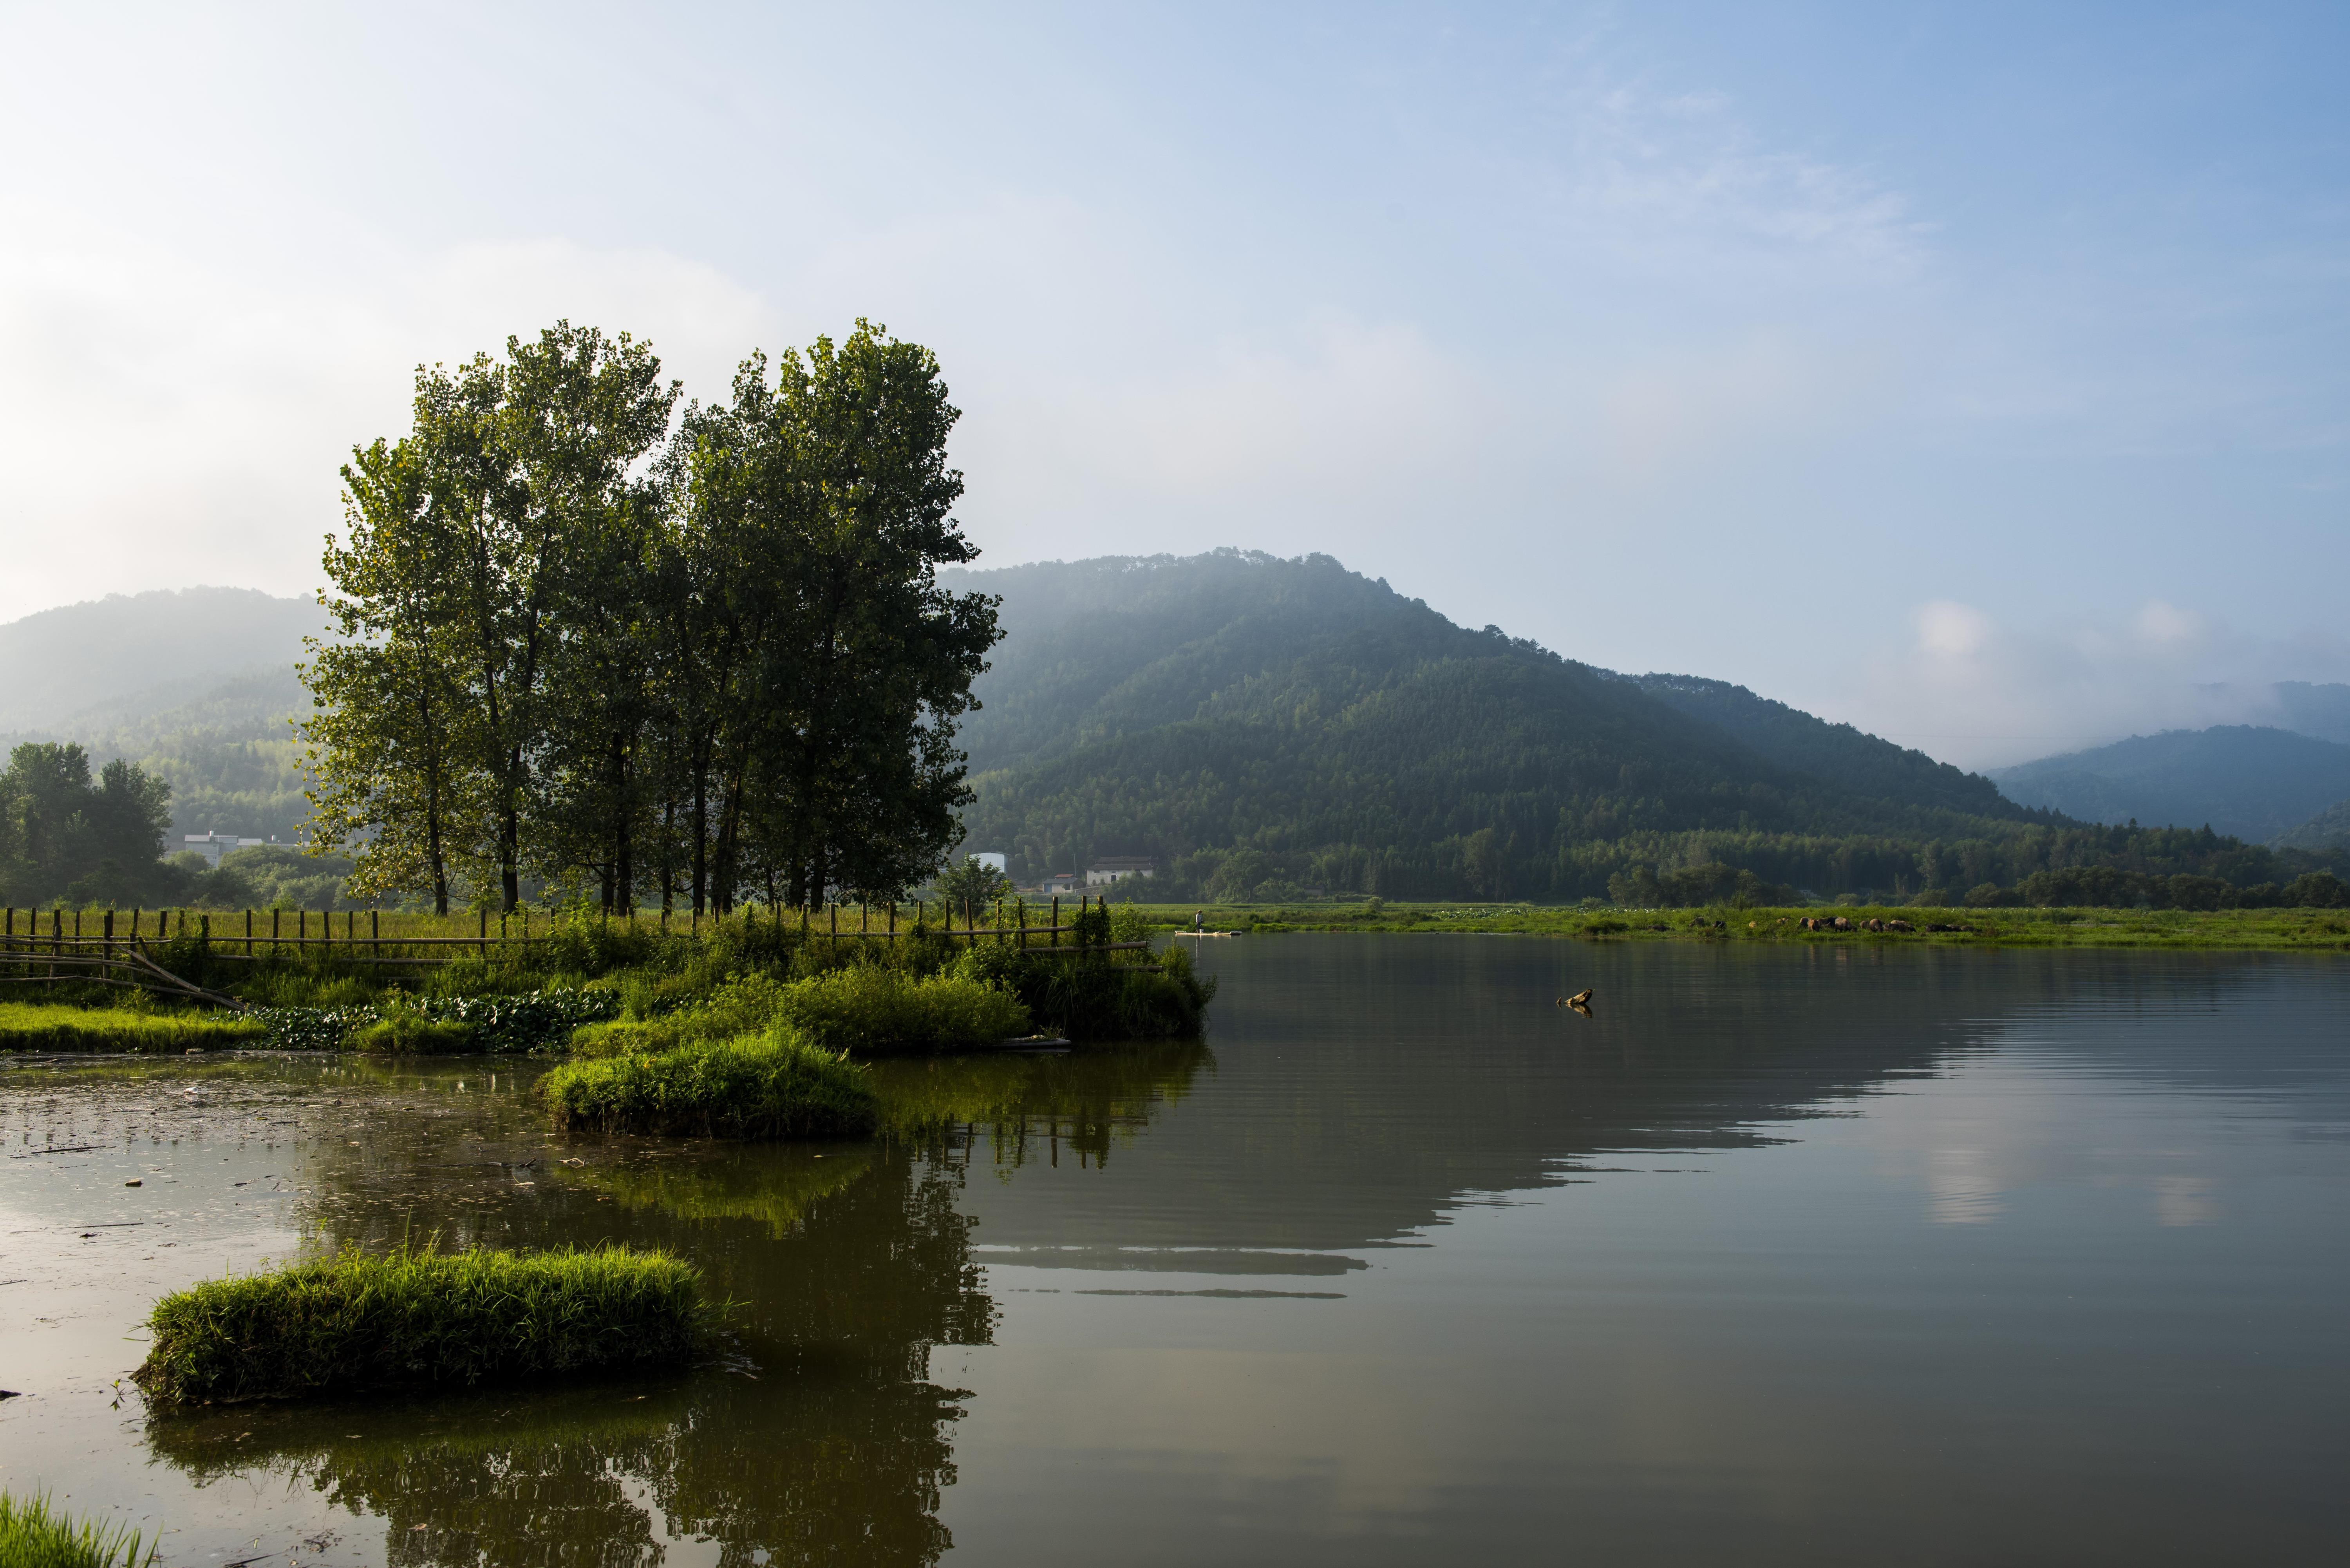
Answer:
[0,1491,158,1568]
[133,1241,710,1405]
[0,1001,265,1053]
[541,1025,879,1139]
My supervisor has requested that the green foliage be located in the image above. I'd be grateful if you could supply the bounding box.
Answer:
[0,1001,264,1053]
[305,318,1001,921]
[570,965,1029,1056]
[348,1013,479,1053]
[930,855,1010,910]
[766,965,1030,1053]
[254,988,618,1052]
[540,1025,879,1139]
[0,1490,157,1568]
[0,742,176,905]
[951,941,1215,1041]
[133,1242,709,1404]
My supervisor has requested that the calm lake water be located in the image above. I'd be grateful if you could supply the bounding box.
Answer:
[4,935,2348,1564]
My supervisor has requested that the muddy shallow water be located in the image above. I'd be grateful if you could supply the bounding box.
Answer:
[4,938,2348,1565]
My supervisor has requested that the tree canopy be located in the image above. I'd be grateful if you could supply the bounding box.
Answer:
[304,320,1000,914]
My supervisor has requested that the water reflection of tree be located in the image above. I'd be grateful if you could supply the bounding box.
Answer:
[146,1368,963,1568]
[161,1145,999,1563]
[868,1037,1215,1170]
[148,1042,1217,1561]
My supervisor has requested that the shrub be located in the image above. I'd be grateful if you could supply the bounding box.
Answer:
[768,966,1029,1053]
[348,1015,479,1053]
[133,1242,710,1405]
[540,1025,878,1139]
[952,942,1214,1041]
[0,1491,157,1567]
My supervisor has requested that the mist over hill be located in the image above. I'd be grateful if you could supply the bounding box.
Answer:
[942,551,2296,902]
[1988,727,2350,845]
[0,586,320,733]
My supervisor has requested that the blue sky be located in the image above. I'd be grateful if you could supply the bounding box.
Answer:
[1,2,2343,764]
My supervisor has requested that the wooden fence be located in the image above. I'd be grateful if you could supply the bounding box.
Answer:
[0,893,1145,1004]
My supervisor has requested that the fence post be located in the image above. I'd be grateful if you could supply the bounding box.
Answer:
[106,910,116,946]
[246,909,253,958]
[1052,895,1060,947]
[372,909,380,964]
[131,908,140,948]
[889,901,897,937]
[479,906,488,958]
[273,908,281,954]
[831,903,838,940]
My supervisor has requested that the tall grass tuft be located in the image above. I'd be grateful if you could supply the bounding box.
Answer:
[0,1492,157,1568]
[0,1002,265,1054]
[766,965,1030,1053]
[133,1242,711,1405]
[541,1025,879,1139]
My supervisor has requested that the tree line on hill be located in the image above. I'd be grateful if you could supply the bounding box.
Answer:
[947,553,2350,908]
[305,320,998,917]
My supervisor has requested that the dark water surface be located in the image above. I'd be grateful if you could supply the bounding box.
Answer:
[4,937,2347,1564]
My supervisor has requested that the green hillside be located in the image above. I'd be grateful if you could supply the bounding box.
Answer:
[947,552,2304,902]
[1988,726,2350,844]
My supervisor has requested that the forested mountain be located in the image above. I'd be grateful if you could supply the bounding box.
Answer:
[946,551,2297,902]
[0,586,318,732]
[2275,797,2350,852]
[1621,673,2014,817]
[1988,727,2350,844]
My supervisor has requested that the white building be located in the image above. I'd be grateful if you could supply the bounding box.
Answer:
[1086,857,1156,887]
[183,832,266,868]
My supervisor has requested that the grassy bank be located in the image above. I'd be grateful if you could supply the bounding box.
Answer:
[1121,901,2350,951]
[0,1001,267,1052]
[543,1025,879,1139]
[133,1242,710,1405]
[0,1492,156,1568]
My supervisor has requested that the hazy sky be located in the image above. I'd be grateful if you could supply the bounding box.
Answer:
[3,2,2344,766]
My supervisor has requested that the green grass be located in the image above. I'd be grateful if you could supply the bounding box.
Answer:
[541,1025,880,1139]
[1113,901,2350,951]
[766,965,1031,1053]
[347,1015,480,1053]
[572,967,1032,1058]
[0,1000,266,1053]
[0,1492,156,1568]
[132,1241,710,1405]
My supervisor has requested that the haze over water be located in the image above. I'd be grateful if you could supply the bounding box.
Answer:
[4,936,2345,1563]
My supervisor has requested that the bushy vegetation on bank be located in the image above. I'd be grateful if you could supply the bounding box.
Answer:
[542,1027,879,1139]
[0,1491,157,1568]
[134,1242,710,1405]
[0,1001,266,1053]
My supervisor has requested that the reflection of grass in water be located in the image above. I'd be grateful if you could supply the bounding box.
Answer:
[566,1147,873,1237]
[866,1039,1213,1166]
[145,1363,965,1567]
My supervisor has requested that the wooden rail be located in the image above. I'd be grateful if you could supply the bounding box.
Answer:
[0,894,1146,994]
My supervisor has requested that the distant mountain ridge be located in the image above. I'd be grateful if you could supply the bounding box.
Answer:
[946,551,2093,900]
[1989,726,2350,844]
[0,586,320,733]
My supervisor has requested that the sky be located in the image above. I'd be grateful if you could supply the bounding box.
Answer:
[1,1,2345,767]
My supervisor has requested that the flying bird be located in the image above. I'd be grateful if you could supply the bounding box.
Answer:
[1556,989,1593,1007]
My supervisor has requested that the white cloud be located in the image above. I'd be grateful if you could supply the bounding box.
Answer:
[1837,597,2341,770]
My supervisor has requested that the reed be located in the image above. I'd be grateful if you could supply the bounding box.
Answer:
[133,1242,710,1405]
[0,1492,157,1568]
[541,1025,879,1139]
[0,1001,266,1053]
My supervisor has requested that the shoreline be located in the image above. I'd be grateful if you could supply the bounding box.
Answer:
[1140,903,2350,952]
